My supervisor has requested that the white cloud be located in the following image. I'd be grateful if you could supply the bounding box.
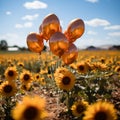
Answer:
[108,32,120,37]
[22,14,39,21]
[85,18,110,27]
[15,22,33,28]
[85,0,98,3]
[24,22,33,28]
[15,24,23,28]
[87,30,97,35]
[23,0,47,9]
[6,11,12,15]
[104,25,120,30]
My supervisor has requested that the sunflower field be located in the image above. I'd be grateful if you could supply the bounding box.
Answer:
[0,50,120,120]
[0,13,120,120]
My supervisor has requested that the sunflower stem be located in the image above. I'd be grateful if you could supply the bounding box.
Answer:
[66,91,71,112]
[4,97,14,120]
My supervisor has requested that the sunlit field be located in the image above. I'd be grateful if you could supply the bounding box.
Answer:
[0,50,120,120]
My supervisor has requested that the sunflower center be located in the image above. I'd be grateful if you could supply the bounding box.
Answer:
[117,68,120,72]
[23,106,38,120]
[36,75,39,79]
[4,85,12,93]
[79,65,84,71]
[24,74,30,81]
[19,63,23,67]
[94,111,107,120]
[76,104,85,114]
[8,70,14,76]
[101,59,105,63]
[62,76,71,85]
[22,85,27,90]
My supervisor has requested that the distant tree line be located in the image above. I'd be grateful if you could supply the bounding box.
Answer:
[0,40,8,51]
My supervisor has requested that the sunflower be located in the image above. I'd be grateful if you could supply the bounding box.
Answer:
[34,74,46,85]
[116,61,120,65]
[34,73,41,82]
[76,62,89,73]
[12,95,47,120]
[54,68,75,91]
[69,63,77,69]
[7,59,12,66]
[100,57,106,63]
[0,79,3,85]
[47,74,52,79]
[71,100,89,117]
[39,77,46,85]
[20,83,31,91]
[40,69,48,74]
[115,66,120,72]
[93,62,107,71]
[83,101,117,120]
[5,66,18,81]
[20,70,33,84]
[0,81,17,97]
[17,62,24,67]
[54,67,69,77]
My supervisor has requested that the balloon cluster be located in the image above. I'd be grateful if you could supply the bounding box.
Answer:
[26,13,85,65]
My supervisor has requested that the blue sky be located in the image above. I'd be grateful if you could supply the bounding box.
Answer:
[0,0,120,48]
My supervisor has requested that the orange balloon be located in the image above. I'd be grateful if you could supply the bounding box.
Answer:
[41,13,61,41]
[61,43,78,65]
[64,18,85,43]
[27,32,44,53]
[49,32,69,57]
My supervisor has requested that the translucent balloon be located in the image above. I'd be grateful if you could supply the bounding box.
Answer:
[64,18,85,43]
[41,13,61,41]
[61,43,78,65]
[27,32,44,53]
[49,32,69,57]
